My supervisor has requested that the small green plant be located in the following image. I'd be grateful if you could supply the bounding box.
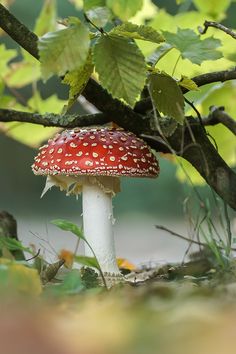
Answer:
[51,219,108,288]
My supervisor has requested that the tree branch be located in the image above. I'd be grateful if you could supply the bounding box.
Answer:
[167,119,236,211]
[135,68,236,114]
[0,109,109,128]
[198,20,236,40]
[0,4,39,59]
[203,106,236,135]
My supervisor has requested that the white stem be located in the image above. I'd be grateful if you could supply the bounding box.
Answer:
[82,182,120,275]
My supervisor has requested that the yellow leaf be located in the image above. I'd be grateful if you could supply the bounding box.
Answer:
[117,258,136,271]
[9,264,42,296]
[175,156,205,185]
[58,249,74,268]
[178,76,199,91]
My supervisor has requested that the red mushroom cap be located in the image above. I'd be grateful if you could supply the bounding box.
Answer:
[32,127,159,178]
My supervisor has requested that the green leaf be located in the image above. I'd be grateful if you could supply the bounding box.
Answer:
[0,261,42,296]
[129,0,158,25]
[61,270,84,293]
[38,22,90,80]
[111,22,164,44]
[85,6,111,29]
[93,34,146,107]
[163,28,222,65]
[3,122,59,148]
[176,156,205,185]
[83,0,105,10]
[70,0,83,9]
[0,45,17,76]
[4,61,41,88]
[1,92,65,148]
[63,52,94,109]
[148,73,185,123]
[28,91,67,114]
[51,219,85,240]
[200,82,236,167]
[178,76,199,91]
[107,0,143,21]
[74,255,100,269]
[0,237,32,254]
[193,0,231,19]
[48,269,85,295]
[34,0,57,36]
[147,43,173,65]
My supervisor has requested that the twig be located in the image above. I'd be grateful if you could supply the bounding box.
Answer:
[198,20,236,40]
[203,106,236,135]
[184,97,205,130]
[83,12,104,34]
[155,224,236,251]
[223,202,232,255]
[0,109,110,128]
[25,248,41,261]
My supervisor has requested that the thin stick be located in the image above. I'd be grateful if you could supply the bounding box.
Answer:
[199,20,236,40]
[155,224,236,251]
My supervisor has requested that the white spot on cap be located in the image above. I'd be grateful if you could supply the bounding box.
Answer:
[76,151,83,156]
[70,142,77,148]
[119,147,124,151]
[110,156,115,161]
[89,135,95,139]
[92,143,97,147]
[49,148,54,154]
[121,156,128,161]
[42,161,48,166]
[92,152,98,158]
[83,142,88,146]
[85,160,93,166]
[58,148,63,154]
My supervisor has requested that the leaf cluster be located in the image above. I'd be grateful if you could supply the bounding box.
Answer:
[36,0,224,123]
[1,0,236,189]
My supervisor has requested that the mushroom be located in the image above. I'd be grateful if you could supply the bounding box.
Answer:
[32,127,159,277]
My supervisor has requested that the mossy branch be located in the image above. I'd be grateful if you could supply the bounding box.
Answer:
[0,109,109,128]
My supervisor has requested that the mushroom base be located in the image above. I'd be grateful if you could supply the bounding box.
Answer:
[82,182,121,275]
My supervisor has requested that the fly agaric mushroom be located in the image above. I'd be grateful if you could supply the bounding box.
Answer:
[32,127,159,277]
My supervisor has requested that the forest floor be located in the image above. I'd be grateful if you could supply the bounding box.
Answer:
[1,250,236,354]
